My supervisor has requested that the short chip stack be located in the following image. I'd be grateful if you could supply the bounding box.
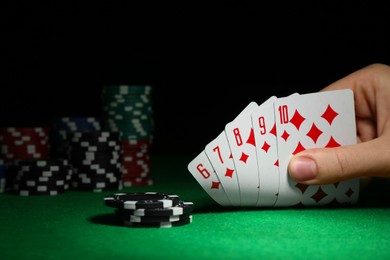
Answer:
[0,127,50,162]
[8,158,72,196]
[101,85,155,187]
[104,192,194,228]
[0,127,51,192]
[67,131,123,192]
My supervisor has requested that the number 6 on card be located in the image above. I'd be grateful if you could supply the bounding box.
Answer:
[187,150,232,206]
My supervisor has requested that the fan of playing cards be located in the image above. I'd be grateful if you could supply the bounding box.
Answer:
[187,90,360,207]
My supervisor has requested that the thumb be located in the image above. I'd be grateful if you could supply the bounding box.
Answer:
[288,137,390,185]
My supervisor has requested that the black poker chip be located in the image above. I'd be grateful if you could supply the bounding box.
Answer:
[103,191,194,227]
[123,215,192,228]
[115,200,195,217]
[68,131,121,143]
[115,210,191,223]
[15,188,66,196]
[104,191,181,210]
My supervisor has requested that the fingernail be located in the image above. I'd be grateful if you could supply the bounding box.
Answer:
[289,156,317,181]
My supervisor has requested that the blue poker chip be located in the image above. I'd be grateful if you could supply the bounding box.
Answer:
[53,117,102,132]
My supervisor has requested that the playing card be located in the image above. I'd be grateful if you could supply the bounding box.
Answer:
[225,102,260,206]
[251,94,299,207]
[205,101,259,206]
[187,150,232,206]
[273,89,359,207]
[250,96,279,207]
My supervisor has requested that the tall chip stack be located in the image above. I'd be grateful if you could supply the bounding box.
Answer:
[101,85,155,187]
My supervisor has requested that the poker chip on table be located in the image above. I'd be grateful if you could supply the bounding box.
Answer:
[0,127,50,161]
[123,215,193,228]
[114,200,195,217]
[0,127,52,193]
[116,210,191,223]
[67,131,123,192]
[7,158,72,196]
[104,191,180,209]
[104,191,194,228]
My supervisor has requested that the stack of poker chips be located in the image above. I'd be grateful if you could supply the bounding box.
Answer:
[67,131,123,192]
[104,192,194,228]
[9,158,72,196]
[101,85,155,187]
[0,127,51,192]
[51,117,102,159]
[0,127,50,161]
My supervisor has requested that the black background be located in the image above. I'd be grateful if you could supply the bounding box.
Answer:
[2,2,390,156]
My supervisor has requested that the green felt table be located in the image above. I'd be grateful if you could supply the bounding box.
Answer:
[1,154,390,260]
